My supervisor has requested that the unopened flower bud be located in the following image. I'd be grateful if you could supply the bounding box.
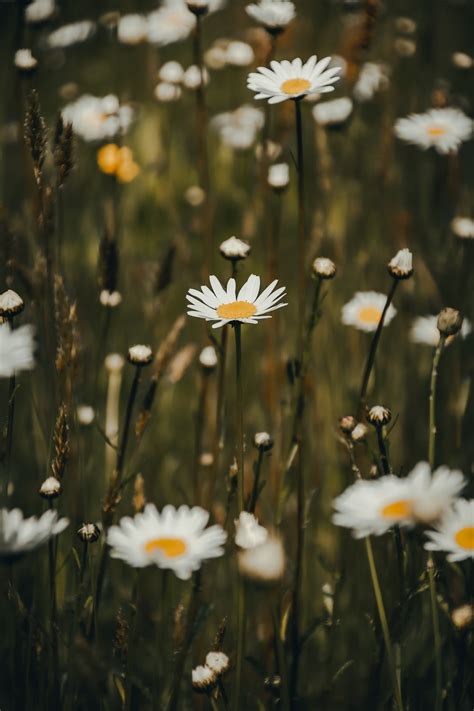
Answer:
[0,289,25,318]
[192,665,217,692]
[205,651,229,675]
[199,346,218,371]
[219,236,251,261]
[253,431,273,451]
[312,257,336,279]
[39,476,62,500]
[77,404,95,426]
[437,308,463,338]
[388,248,413,279]
[351,423,368,441]
[366,405,391,426]
[77,522,101,543]
[128,344,153,366]
[339,415,357,434]
[105,353,125,373]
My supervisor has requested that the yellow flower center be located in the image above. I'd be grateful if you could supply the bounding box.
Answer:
[145,537,187,558]
[281,78,311,95]
[454,526,474,550]
[381,500,412,520]
[427,126,446,137]
[357,306,382,326]
[217,301,257,320]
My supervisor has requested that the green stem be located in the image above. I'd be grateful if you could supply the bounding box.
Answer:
[231,576,246,711]
[211,326,228,504]
[428,336,445,470]
[234,323,244,513]
[125,574,139,711]
[248,450,264,513]
[192,371,209,505]
[116,365,141,484]
[48,503,60,710]
[294,98,306,346]
[358,280,398,417]
[364,537,404,711]
[272,607,290,711]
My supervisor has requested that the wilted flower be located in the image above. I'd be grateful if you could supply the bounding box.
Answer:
[437,308,463,338]
[248,56,340,104]
[234,511,268,549]
[186,274,287,329]
[394,108,472,154]
[410,315,471,347]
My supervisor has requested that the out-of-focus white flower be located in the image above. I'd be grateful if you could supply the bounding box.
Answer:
[0,323,35,378]
[268,162,289,190]
[154,82,182,102]
[394,38,416,58]
[451,216,474,239]
[407,462,465,525]
[452,52,473,70]
[77,404,95,426]
[147,3,196,46]
[159,61,185,83]
[25,0,55,24]
[394,108,472,155]
[394,16,416,34]
[212,105,264,150]
[246,0,296,33]
[107,503,227,579]
[0,508,69,562]
[100,290,122,307]
[248,56,341,104]
[192,664,217,691]
[117,14,149,44]
[205,651,229,675]
[312,97,353,126]
[187,274,287,329]
[183,65,209,89]
[424,499,474,562]
[62,94,134,142]
[185,185,206,206]
[341,292,396,333]
[47,21,96,48]
[14,49,38,71]
[234,511,268,549]
[226,41,255,67]
[199,345,218,369]
[353,62,389,102]
[238,534,285,582]
[205,46,229,70]
[410,315,471,347]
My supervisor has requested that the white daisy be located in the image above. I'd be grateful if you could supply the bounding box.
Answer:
[406,462,465,525]
[62,94,134,142]
[394,108,473,154]
[247,56,341,104]
[0,509,69,562]
[159,61,185,84]
[246,1,296,33]
[107,503,227,580]
[234,512,268,549]
[211,105,264,150]
[0,323,35,378]
[226,41,255,67]
[25,0,55,24]
[451,216,474,240]
[333,476,414,538]
[238,534,285,582]
[183,65,209,89]
[117,14,149,45]
[46,20,95,49]
[341,291,397,333]
[186,274,287,329]
[353,62,389,102]
[410,315,471,347]
[154,82,182,103]
[312,97,353,126]
[424,499,474,562]
[268,162,290,189]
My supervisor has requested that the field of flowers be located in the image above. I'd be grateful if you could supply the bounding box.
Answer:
[0,0,473,709]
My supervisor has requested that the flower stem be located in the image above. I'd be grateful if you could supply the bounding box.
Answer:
[48,502,60,710]
[294,98,306,346]
[116,365,141,484]
[234,323,244,513]
[211,326,228,503]
[364,537,404,711]
[248,449,264,513]
[428,336,445,470]
[192,370,209,504]
[231,576,246,711]
[358,279,398,417]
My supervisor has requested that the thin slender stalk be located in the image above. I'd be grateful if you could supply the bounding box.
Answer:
[375,424,390,475]
[294,99,306,345]
[364,537,404,711]
[4,315,17,498]
[234,323,244,512]
[272,607,290,711]
[231,576,246,711]
[48,502,60,711]
[211,326,228,503]
[210,696,220,711]
[192,370,209,504]
[427,334,445,711]
[248,449,264,513]
[289,447,304,702]
[125,574,139,711]
[358,279,398,417]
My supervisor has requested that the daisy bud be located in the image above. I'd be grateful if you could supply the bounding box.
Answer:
[267,163,289,191]
[127,344,153,366]
[186,0,210,16]
[39,476,62,500]
[437,308,463,338]
[366,405,391,427]
[100,290,122,307]
[387,248,413,280]
[192,665,217,692]
[205,651,230,676]
[14,49,38,73]
[312,257,337,280]
[199,346,218,371]
[77,522,101,543]
[0,289,25,318]
[351,423,368,442]
[77,404,95,426]
[235,511,268,549]
[253,431,273,451]
[238,534,285,583]
[219,236,251,261]
[339,415,357,434]
[451,604,474,630]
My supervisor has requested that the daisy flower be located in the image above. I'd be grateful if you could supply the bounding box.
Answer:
[247,56,341,104]
[394,108,472,154]
[211,105,264,150]
[410,315,471,347]
[312,97,353,126]
[332,476,414,538]
[341,291,397,333]
[238,534,285,582]
[424,499,474,561]
[245,1,296,33]
[353,62,389,102]
[0,323,35,378]
[234,512,268,549]
[62,95,134,142]
[107,503,227,580]
[0,509,69,562]
[46,20,95,49]
[407,462,465,524]
[147,5,195,46]
[186,274,287,329]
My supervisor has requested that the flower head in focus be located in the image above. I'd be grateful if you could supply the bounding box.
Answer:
[247,56,341,104]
